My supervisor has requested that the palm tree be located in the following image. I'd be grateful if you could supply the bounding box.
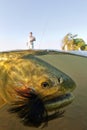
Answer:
[62,33,86,51]
[62,33,77,51]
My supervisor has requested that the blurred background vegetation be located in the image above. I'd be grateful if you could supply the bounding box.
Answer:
[62,33,87,51]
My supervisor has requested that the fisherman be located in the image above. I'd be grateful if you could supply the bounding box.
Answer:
[27,32,36,49]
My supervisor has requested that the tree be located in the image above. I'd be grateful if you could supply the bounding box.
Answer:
[62,33,77,51]
[80,45,87,50]
[73,38,86,50]
[62,33,86,51]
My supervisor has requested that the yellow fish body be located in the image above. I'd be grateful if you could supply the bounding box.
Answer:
[0,50,76,127]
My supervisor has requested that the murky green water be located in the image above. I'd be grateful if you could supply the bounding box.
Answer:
[0,54,87,130]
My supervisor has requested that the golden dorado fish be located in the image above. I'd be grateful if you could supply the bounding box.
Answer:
[0,50,76,127]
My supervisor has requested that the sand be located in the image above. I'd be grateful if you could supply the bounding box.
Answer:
[0,52,87,130]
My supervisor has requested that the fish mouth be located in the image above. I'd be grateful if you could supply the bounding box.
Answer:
[45,93,74,111]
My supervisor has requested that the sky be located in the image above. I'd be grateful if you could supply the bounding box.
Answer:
[0,0,87,51]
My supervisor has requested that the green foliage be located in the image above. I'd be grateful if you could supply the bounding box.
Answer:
[80,45,87,50]
[62,33,87,51]
[74,39,85,47]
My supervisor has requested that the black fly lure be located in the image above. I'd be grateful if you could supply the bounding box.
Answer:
[8,88,64,127]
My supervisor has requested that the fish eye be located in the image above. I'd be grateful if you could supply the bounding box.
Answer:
[41,82,50,88]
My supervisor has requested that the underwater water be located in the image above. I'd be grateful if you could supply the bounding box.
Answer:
[0,53,87,130]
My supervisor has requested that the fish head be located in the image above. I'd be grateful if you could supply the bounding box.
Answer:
[28,67,75,107]
[25,57,76,111]
[8,55,76,127]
